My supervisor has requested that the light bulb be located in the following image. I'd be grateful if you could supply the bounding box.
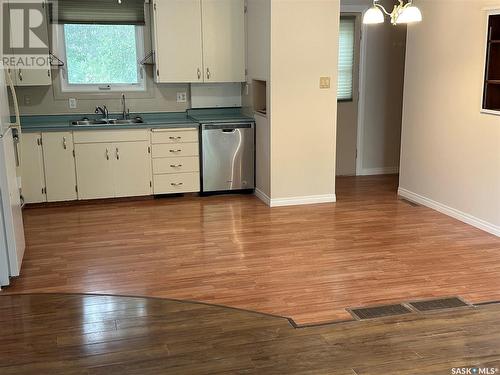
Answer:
[396,5,423,24]
[363,6,384,24]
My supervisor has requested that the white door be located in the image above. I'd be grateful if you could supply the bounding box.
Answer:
[42,132,77,202]
[153,0,204,83]
[20,132,46,203]
[74,143,114,200]
[201,0,245,82]
[112,141,152,198]
[0,128,25,278]
[336,14,361,176]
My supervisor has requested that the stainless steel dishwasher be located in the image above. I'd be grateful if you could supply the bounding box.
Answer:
[201,122,255,193]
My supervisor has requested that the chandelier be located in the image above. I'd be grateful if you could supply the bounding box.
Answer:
[363,0,422,25]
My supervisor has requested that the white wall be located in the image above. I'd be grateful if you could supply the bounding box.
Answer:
[399,0,500,236]
[338,0,406,176]
[360,17,406,175]
[270,0,339,204]
[245,0,271,199]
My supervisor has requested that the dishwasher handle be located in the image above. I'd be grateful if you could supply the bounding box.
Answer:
[202,123,254,131]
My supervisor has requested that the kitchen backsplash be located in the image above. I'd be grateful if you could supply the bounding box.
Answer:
[10,70,191,116]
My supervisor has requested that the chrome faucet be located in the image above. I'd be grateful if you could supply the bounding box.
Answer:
[121,93,130,120]
[95,105,109,119]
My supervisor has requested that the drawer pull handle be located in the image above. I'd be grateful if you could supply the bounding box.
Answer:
[169,136,182,140]
[105,148,109,160]
[116,147,120,160]
[169,149,182,153]
[171,182,183,187]
[170,164,183,168]
[62,137,67,150]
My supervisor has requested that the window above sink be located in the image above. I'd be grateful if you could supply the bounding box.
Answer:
[56,24,146,93]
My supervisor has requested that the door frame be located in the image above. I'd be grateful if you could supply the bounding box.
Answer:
[339,4,369,176]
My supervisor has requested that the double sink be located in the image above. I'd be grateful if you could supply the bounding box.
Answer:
[71,118,144,126]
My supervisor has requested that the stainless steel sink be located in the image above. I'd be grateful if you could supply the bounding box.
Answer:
[71,120,109,126]
[108,118,144,125]
[71,117,144,126]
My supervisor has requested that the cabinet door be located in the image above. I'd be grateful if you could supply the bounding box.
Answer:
[111,141,152,198]
[9,1,52,87]
[20,133,46,203]
[201,0,245,82]
[74,143,114,200]
[42,132,77,202]
[14,68,52,87]
[153,0,203,83]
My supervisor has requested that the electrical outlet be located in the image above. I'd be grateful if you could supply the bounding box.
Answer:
[176,92,187,103]
[319,77,331,89]
[69,98,77,109]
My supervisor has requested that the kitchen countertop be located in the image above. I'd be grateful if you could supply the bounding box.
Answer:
[187,108,255,124]
[19,112,199,133]
[19,108,255,133]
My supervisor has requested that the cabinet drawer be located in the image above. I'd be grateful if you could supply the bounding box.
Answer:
[153,173,200,194]
[74,130,149,143]
[152,143,199,158]
[153,157,199,174]
[151,129,199,144]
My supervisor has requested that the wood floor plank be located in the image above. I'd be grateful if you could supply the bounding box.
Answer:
[3,175,500,325]
[1,294,500,374]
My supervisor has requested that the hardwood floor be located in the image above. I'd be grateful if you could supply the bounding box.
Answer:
[1,293,500,374]
[3,175,500,325]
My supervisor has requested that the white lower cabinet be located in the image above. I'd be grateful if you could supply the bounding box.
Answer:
[21,128,199,203]
[74,139,152,200]
[74,143,115,200]
[112,141,152,198]
[151,128,200,194]
[42,132,77,202]
[20,132,46,204]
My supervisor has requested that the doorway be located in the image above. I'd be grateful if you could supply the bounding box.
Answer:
[336,13,361,176]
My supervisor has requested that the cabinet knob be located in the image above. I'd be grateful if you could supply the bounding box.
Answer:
[197,68,201,80]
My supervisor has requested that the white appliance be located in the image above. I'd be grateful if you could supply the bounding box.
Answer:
[0,67,25,288]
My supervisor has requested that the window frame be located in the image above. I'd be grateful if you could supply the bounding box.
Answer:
[337,15,356,103]
[57,24,146,93]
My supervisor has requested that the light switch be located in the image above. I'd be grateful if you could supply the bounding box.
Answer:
[319,77,331,89]
[69,98,77,109]
[176,92,187,103]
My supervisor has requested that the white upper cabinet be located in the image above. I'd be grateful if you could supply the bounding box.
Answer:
[6,0,52,86]
[152,0,245,83]
[153,0,204,83]
[201,0,245,83]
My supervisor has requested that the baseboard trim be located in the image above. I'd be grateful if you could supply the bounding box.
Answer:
[358,166,399,176]
[254,189,271,206]
[398,188,500,237]
[270,194,337,208]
